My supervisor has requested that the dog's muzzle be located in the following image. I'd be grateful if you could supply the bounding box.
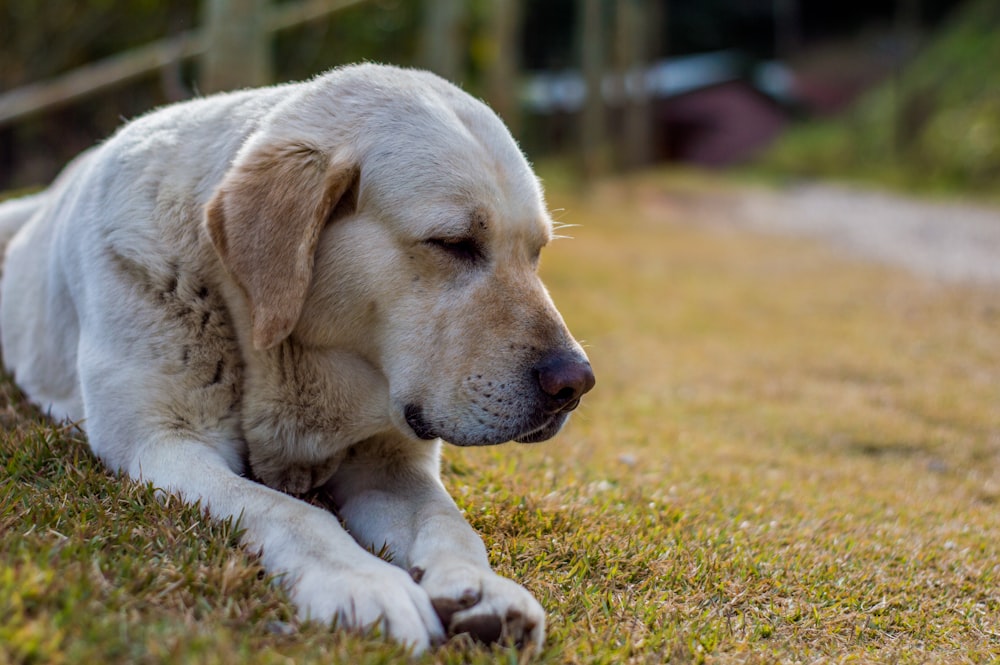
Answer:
[404,352,595,446]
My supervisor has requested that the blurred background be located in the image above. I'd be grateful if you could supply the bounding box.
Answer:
[0,0,996,196]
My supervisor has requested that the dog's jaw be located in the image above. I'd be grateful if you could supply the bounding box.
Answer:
[400,398,579,447]
[404,403,438,441]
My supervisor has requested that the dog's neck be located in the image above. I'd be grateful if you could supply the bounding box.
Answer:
[239,336,397,494]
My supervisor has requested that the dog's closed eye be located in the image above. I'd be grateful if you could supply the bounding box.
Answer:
[425,237,483,263]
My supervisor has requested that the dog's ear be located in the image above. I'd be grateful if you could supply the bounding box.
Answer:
[206,142,359,351]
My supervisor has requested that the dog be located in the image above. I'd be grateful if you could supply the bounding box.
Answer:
[0,64,594,651]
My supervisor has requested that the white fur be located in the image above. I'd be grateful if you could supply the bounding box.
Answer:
[0,64,593,652]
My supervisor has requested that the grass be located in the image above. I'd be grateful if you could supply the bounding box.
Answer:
[3,170,1000,663]
[757,0,1000,200]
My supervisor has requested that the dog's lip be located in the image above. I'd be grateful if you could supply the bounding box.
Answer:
[403,402,573,445]
[403,403,438,440]
[555,397,581,414]
[513,412,568,444]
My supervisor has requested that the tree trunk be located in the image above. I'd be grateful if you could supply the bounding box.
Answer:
[773,0,801,59]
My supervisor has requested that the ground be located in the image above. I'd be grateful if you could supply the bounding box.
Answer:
[694,180,1000,285]
[2,171,999,663]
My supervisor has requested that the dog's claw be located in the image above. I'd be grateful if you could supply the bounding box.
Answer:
[419,565,545,649]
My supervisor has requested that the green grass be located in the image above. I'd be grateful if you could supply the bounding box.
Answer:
[3,171,1000,663]
[757,0,1000,199]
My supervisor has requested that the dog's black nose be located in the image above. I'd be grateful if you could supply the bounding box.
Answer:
[535,352,596,411]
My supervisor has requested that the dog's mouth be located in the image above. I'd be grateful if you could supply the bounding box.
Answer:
[512,411,571,444]
[404,403,439,441]
[403,402,576,446]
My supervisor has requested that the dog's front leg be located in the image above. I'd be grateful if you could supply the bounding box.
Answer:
[327,439,545,649]
[101,433,444,652]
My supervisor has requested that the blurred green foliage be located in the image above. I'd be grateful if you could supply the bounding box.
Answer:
[0,0,508,188]
[272,0,420,82]
[0,1,198,85]
[761,0,1000,196]
[0,0,448,87]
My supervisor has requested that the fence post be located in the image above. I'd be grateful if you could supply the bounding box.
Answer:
[616,0,652,170]
[420,0,466,82]
[201,0,273,93]
[485,0,523,136]
[579,0,607,180]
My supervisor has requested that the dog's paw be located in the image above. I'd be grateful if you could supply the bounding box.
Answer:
[412,563,545,650]
[293,559,445,653]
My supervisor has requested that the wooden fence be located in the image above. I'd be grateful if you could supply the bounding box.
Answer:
[0,0,366,127]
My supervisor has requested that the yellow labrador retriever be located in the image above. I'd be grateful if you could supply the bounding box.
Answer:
[0,64,594,651]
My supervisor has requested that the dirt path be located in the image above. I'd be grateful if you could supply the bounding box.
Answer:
[728,184,1000,286]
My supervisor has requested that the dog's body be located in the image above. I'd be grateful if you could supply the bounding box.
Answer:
[0,65,593,651]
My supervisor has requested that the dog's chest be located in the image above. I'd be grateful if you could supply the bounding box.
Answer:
[109,249,244,435]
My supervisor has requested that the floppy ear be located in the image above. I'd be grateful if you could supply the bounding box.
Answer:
[206,142,359,351]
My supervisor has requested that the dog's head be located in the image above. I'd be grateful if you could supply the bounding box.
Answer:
[207,65,594,446]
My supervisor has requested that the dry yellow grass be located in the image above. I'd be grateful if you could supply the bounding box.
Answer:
[487,171,1000,662]
[2,171,999,663]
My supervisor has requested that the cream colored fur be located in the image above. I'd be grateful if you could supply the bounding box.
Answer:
[0,64,593,652]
